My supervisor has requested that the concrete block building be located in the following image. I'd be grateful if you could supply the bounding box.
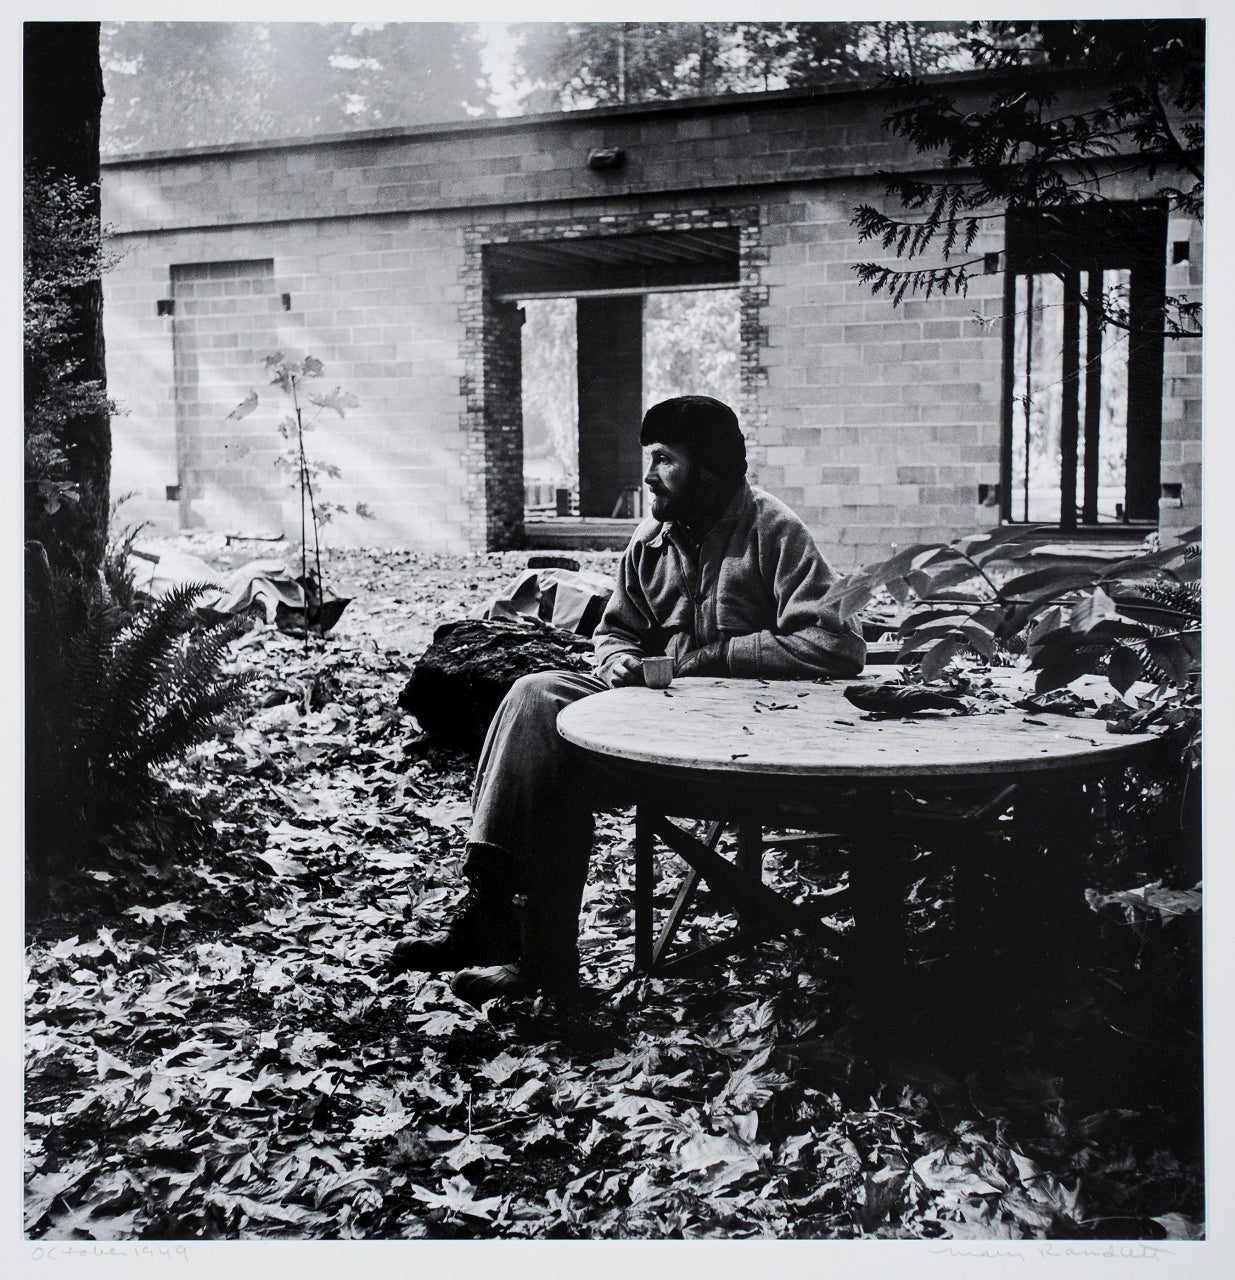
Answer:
[101,70,1202,568]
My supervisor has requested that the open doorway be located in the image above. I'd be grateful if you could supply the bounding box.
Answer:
[520,288,740,524]
[482,226,744,546]
[521,296,578,519]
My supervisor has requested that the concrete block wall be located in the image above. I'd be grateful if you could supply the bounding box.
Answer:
[101,73,1134,235]
[755,180,1006,570]
[168,258,284,535]
[1159,212,1204,539]
[102,73,1202,561]
[104,212,477,552]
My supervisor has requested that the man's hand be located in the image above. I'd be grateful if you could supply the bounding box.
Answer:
[605,654,645,688]
[674,640,729,678]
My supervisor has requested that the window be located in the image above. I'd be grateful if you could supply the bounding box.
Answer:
[1001,203,1167,529]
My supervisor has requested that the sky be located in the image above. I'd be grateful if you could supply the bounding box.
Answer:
[477,22,522,116]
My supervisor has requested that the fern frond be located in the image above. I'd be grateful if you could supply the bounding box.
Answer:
[73,584,253,799]
[127,672,255,771]
[96,584,212,744]
[1142,578,1201,621]
[153,613,249,713]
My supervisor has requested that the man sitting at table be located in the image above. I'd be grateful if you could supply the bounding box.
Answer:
[389,395,866,1002]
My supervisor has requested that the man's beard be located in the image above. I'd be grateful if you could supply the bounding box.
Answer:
[649,472,723,524]
[648,489,679,521]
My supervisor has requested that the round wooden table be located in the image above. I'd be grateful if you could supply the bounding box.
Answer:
[558,674,1161,997]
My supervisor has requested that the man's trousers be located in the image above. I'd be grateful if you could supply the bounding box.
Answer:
[463,669,611,967]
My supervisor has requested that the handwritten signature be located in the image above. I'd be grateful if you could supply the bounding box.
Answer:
[30,1244,189,1262]
[931,1242,1174,1262]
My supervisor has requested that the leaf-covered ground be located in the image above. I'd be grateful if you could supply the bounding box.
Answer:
[25,540,1205,1241]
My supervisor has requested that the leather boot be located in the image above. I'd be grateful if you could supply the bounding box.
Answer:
[450,893,580,1004]
[386,869,521,974]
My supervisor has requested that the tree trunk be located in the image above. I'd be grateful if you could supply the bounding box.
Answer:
[24,22,108,889]
[24,21,110,587]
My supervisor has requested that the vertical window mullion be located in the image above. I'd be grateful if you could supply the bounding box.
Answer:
[1058,271,1082,531]
[1022,274,1034,523]
[1082,266,1103,525]
[999,264,1018,524]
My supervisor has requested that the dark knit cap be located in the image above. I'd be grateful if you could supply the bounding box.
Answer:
[639,396,747,486]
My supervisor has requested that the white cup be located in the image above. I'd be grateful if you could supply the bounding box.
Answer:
[642,656,674,689]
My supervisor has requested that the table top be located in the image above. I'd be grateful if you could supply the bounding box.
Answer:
[557,674,1159,782]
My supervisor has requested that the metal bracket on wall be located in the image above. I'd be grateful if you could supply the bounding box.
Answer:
[586,147,625,172]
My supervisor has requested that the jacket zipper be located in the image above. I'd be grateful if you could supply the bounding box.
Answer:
[671,529,713,645]
[669,533,703,644]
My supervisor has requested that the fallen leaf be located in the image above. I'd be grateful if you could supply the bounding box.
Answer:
[440,1135,509,1170]
[414,798,472,829]
[410,1174,504,1220]
[124,902,190,926]
[1152,1212,1205,1240]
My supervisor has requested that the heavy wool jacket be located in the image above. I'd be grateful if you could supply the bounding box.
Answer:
[592,481,866,681]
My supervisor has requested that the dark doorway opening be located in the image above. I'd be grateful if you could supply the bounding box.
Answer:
[484,228,742,547]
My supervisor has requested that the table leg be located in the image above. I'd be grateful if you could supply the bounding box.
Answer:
[634,805,655,972]
[735,820,763,929]
[653,820,723,968]
[1008,779,1091,977]
[846,821,911,1021]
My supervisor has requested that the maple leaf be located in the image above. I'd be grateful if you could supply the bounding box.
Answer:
[424,1124,467,1142]
[351,1109,413,1141]
[141,1070,181,1115]
[254,849,310,877]
[999,1188,1055,1233]
[912,1148,1004,1197]
[124,901,190,926]
[676,1131,763,1191]
[200,1070,262,1106]
[406,1007,476,1037]
[313,1169,386,1208]
[508,1078,547,1109]
[627,1168,668,1207]
[478,1051,526,1085]
[516,1116,561,1146]
[95,1047,135,1078]
[285,1029,335,1067]
[226,388,258,420]
[24,1160,96,1228]
[601,1092,677,1125]
[254,959,297,993]
[410,1174,505,1220]
[205,1190,327,1228]
[44,1202,142,1239]
[1152,1212,1205,1240]
[414,798,472,829]
[440,1135,509,1171]
[306,386,360,416]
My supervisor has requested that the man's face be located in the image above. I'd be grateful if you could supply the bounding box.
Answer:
[643,440,701,522]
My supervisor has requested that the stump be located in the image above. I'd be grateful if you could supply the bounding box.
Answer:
[399,617,593,749]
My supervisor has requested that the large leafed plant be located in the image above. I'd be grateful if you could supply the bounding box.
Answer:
[826,525,1200,754]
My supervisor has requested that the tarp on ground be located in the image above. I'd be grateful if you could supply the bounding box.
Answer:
[479,567,613,636]
[130,549,308,624]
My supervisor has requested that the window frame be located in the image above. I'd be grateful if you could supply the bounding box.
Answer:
[999,201,1168,532]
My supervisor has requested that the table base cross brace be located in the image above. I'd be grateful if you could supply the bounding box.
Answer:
[633,809,849,978]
